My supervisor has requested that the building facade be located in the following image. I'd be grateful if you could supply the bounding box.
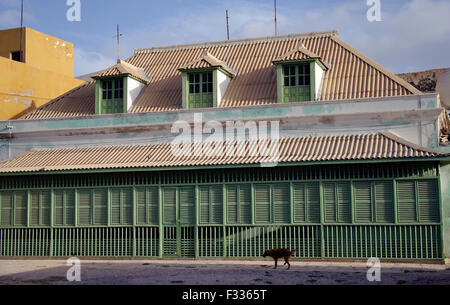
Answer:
[0,31,449,260]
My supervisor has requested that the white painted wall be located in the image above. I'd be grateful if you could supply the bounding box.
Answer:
[216,70,231,107]
[315,62,324,100]
[126,77,145,111]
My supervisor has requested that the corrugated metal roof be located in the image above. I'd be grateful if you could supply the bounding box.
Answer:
[0,133,446,174]
[21,31,422,119]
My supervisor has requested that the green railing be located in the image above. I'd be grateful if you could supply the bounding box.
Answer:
[1,224,440,259]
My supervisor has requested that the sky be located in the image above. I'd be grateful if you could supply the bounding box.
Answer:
[0,0,449,77]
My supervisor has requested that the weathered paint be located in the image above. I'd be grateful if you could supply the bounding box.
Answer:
[440,162,450,258]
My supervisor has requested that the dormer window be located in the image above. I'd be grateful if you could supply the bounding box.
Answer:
[92,60,151,115]
[179,52,236,109]
[273,43,329,103]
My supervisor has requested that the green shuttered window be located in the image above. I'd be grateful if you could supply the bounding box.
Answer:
[227,185,251,224]
[255,183,290,224]
[55,190,75,226]
[354,181,394,223]
[293,183,320,223]
[111,188,133,225]
[324,182,351,223]
[179,187,195,225]
[31,190,51,226]
[78,189,107,226]
[163,188,177,225]
[200,186,223,224]
[397,180,439,223]
[0,191,27,226]
[136,187,159,225]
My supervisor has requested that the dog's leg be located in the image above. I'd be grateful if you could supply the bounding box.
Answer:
[273,258,278,269]
[284,257,290,270]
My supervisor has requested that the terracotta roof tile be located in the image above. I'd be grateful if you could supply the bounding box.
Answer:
[0,133,447,173]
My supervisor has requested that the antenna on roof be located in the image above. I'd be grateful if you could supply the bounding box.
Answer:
[226,10,230,40]
[19,0,24,62]
[113,24,124,63]
[274,0,278,36]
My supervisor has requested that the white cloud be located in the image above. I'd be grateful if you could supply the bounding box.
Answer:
[73,47,115,77]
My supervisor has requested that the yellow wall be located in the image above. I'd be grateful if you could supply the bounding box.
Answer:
[0,27,84,120]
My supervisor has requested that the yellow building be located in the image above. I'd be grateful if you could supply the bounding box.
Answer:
[0,27,85,120]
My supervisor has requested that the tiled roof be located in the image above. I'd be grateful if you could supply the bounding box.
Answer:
[179,51,237,76]
[20,31,422,119]
[91,60,151,83]
[0,133,447,174]
[272,43,330,69]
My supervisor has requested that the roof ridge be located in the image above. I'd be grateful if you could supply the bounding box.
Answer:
[135,30,339,53]
[381,131,450,155]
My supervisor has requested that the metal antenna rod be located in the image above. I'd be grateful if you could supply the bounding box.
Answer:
[226,10,230,40]
[274,0,278,36]
[19,0,24,62]
[113,24,123,63]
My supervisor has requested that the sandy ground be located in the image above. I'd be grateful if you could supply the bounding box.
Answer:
[0,259,449,285]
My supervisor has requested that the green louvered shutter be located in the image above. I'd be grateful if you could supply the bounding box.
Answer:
[255,185,271,223]
[14,191,28,226]
[337,183,351,223]
[239,185,252,224]
[78,190,92,225]
[111,188,133,225]
[324,183,336,222]
[227,186,238,224]
[111,189,121,225]
[293,184,306,222]
[354,182,372,223]
[55,190,75,226]
[180,187,195,225]
[199,187,210,224]
[210,186,223,224]
[375,182,394,223]
[1,191,13,226]
[273,184,290,223]
[417,180,439,222]
[307,183,320,223]
[136,187,159,225]
[397,181,417,222]
[163,188,176,225]
[93,189,107,225]
[31,191,51,226]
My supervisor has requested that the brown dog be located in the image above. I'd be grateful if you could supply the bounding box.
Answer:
[262,248,296,270]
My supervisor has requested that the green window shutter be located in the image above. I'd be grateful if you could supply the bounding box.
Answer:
[417,180,439,223]
[30,191,51,226]
[239,185,252,224]
[336,183,351,223]
[111,188,133,225]
[93,189,107,225]
[354,182,372,223]
[374,182,394,223]
[273,184,290,223]
[293,184,306,222]
[210,186,223,224]
[199,187,210,224]
[397,181,417,222]
[55,190,75,226]
[136,187,159,225]
[163,188,176,225]
[14,191,28,226]
[78,189,92,225]
[255,185,271,223]
[307,183,320,223]
[323,183,336,222]
[227,186,238,224]
[179,187,195,225]
[1,191,13,226]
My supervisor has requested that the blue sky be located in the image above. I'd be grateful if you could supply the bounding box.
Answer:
[1,0,449,76]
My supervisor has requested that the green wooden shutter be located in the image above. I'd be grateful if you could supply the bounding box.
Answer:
[354,182,372,223]
[397,181,417,222]
[111,188,133,225]
[78,189,92,225]
[307,183,320,223]
[239,185,252,224]
[210,186,223,224]
[255,185,270,223]
[179,187,195,225]
[227,186,238,224]
[199,187,210,224]
[30,191,51,226]
[137,187,159,225]
[163,188,176,225]
[374,182,394,223]
[93,189,107,225]
[336,183,351,223]
[417,180,439,223]
[14,191,28,226]
[1,191,13,226]
[55,190,75,226]
[273,184,290,223]
[293,184,306,222]
[323,183,336,222]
